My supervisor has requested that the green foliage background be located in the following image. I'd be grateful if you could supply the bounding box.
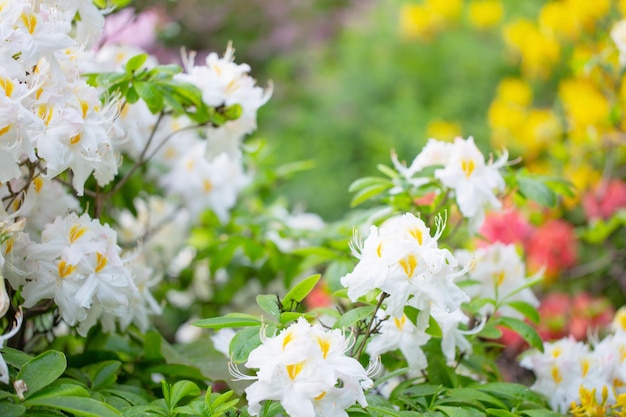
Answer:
[133,0,547,220]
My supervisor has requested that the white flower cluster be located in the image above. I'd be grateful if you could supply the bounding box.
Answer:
[456,242,540,318]
[5,213,160,336]
[392,136,508,230]
[236,318,373,417]
[521,307,626,413]
[0,0,118,195]
[340,212,474,373]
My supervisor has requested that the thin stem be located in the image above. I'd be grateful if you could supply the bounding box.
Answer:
[355,292,389,360]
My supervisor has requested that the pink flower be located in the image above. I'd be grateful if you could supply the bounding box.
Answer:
[525,219,577,282]
[582,178,626,221]
[101,8,162,50]
[478,208,533,247]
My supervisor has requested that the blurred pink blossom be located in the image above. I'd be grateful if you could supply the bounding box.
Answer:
[582,178,626,220]
[478,208,533,247]
[101,8,162,50]
[525,219,577,282]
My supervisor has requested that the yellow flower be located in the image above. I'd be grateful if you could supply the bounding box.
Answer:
[503,19,560,78]
[520,109,562,161]
[539,1,580,40]
[424,0,462,23]
[468,0,503,30]
[496,78,532,107]
[399,4,438,40]
[559,77,610,132]
[563,161,601,206]
[425,119,461,141]
[620,0,626,16]
[567,0,610,33]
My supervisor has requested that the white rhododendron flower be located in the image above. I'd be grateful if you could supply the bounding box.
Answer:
[19,213,158,336]
[160,143,249,221]
[234,318,372,417]
[456,242,540,319]
[366,310,430,375]
[341,212,468,318]
[435,137,507,229]
[0,310,22,384]
[176,43,272,158]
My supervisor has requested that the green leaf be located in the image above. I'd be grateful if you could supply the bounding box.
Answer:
[350,183,392,207]
[125,86,139,104]
[16,350,66,398]
[279,312,317,325]
[485,409,518,417]
[495,317,543,352]
[477,382,546,405]
[223,103,243,121]
[122,405,168,416]
[426,315,443,338]
[256,294,281,320]
[519,410,562,417]
[283,274,321,308]
[168,381,200,410]
[25,383,90,402]
[435,406,474,417]
[84,361,121,391]
[0,403,25,417]
[229,326,263,364]
[517,176,556,207]
[134,81,163,114]
[0,347,33,369]
[193,316,262,329]
[333,305,376,329]
[125,54,148,73]
[349,176,391,193]
[505,301,540,324]
[443,388,507,409]
[25,396,122,417]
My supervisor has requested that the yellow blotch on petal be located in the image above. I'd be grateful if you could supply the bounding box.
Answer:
[394,315,407,330]
[0,125,11,136]
[70,134,81,145]
[4,237,13,255]
[282,330,294,350]
[494,271,505,286]
[0,77,13,97]
[551,365,563,384]
[314,392,327,401]
[79,100,89,119]
[399,254,417,278]
[461,159,475,178]
[33,177,44,193]
[58,260,77,278]
[69,224,86,244]
[317,337,331,359]
[286,362,304,380]
[95,253,107,273]
[20,13,37,34]
[409,228,423,245]
[203,179,213,193]
[37,104,54,126]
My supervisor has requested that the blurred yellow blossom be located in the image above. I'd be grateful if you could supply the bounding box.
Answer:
[620,0,626,16]
[425,119,461,141]
[399,4,438,40]
[503,19,560,78]
[496,78,532,107]
[563,161,601,206]
[539,1,580,40]
[468,0,503,30]
[424,0,462,22]
[520,109,562,161]
[567,0,610,33]
[559,77,610,138]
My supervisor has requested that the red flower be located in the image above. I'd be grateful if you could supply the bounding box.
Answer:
[525,219,577,282]
[478,208,533,247]
[582,178,626,220]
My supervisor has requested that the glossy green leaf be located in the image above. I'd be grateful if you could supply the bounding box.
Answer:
[134,81,163,114]
[333,305,376,329]
[25,383,90,402]
[167,380,200,410]
[125,54,148,74]
[283,274,321,308]
[229,326,263,364]
[193,316,262,329]
[25,396,122,417]
[256,294,281,320]
[0,403,25,417]
[505,301,540,324]
[350,183,392,207]
[495,317,544,352]
[16,350,66,398]
[517,176,556,207]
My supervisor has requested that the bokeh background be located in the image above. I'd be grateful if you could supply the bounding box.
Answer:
[126,0,547,220]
